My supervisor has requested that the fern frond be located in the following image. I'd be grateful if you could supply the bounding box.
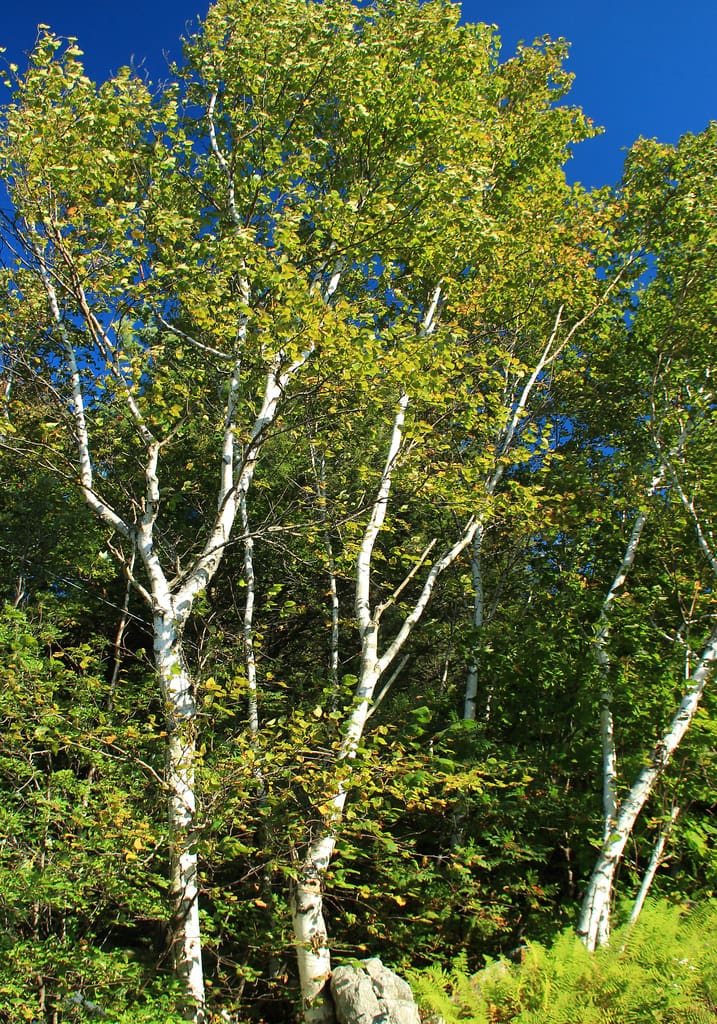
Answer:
[413,900,717,1024]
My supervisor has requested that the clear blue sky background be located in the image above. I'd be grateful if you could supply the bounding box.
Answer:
[1,0,715,189]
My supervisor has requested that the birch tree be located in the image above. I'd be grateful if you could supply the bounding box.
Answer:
[0,42,316,1023]
[0,37,320,1011]
[577,124,717,950]
[290,350,485,1021]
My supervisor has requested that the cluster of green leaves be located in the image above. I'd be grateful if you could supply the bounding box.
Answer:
[0,602,188,1021]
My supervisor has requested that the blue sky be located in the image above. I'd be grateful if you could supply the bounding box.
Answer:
[1,0,715,189]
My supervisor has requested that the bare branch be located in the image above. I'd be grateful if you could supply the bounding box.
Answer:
[374,538,438,621]
[355,393,409,636]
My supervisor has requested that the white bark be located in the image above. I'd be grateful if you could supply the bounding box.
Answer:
[580,444,695,949]
[175,346,313,617]
[240,491,260,735]
[154,614,206,1016]
[326,543,340,695]
[153,352,308,1017]
[138,430,205,1012]
[595,507,648,837]
[661,443,717,582]
[578,621,717,950]
[36,251,130,539]
[629,804,680,927]
[1,346,17,425]
[593,466,668,841]
[463,523,485,722]
[36,237,207,1017]
[421,284,442,336]
[21,88,333,1019]
[294,537,477,1011]
[32,223,314,1019]
[292,396,408,1022]
[292,830,342,1024]
[355,395,409,636]
[310,444,340,693]
[493,306,564,476]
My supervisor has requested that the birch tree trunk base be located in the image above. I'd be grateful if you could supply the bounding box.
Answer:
[292,877,336,1024]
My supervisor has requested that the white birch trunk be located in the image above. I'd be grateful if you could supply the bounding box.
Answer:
[293,647,384,1021]
[26,120,317,1017]
[291,396,407,1022]
[463,523,485,721]
[240,491,260,735]
[326,547,340,695]
[292,828,344,1024]
[310,444,340,694]
[577,465,667,950]
[136,437,206,1016]
[33,238,284,1020]
[36,253,130,539]
[629,804,680,927]
[35,242,208,1017]
[154,612,206,1017]
[292,393,480,1021]
[578,621,717,950]
[594,504,653,839]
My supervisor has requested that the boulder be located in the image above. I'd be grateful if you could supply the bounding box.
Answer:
[330,958,421,1024]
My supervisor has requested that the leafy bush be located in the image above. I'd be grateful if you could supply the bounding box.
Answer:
[413,900,717,1023]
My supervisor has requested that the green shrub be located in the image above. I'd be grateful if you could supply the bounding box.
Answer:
[413,900,717,1023]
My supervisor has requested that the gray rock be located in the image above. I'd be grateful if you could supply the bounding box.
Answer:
[330,958,421,1024]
